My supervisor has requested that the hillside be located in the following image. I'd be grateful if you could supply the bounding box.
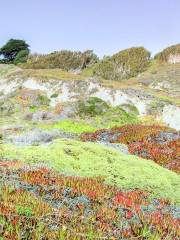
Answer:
[0,54,180,239]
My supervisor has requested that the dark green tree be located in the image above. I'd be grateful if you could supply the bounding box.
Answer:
[0,39,29,63]
[14,50,29,64]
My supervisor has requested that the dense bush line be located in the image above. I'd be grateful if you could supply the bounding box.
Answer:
[22,50,99,70]
[1,38,180,80]
[94,47,151,81]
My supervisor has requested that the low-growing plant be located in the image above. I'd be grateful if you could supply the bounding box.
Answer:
[1,139,180,202]
[16,206,33,217]
[81,124,180,173]
[77,97,110,117]
[0,166,179,239]
[39,119,97,133]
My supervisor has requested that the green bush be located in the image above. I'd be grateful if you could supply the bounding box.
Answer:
[37,95,50,106]
[94,47,151,81]
[23,50,99,70]
[77,97,110,117]
[94,105,139,128]
[14,49,29,64]
[154,44,180,62]
[50,93,59,98]
[0,39,29,63]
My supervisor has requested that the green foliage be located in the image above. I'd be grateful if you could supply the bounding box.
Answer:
[50,93,59,98]
[155,43,180,62]
[16,206,33,217]
[94,105,139,128]
[39,119,97,133]
[94,60,116,80]
[82,125,179,173]
[77,97,110,117]
[94,47,151,81]
[0,39,29,63]
[14,49,29,64]
[0,64,17,77]
[1,139,180,203]
[149,98,172,114]
[24,50,99,70]
[29,105,38,112]
[37,95,50,106]
[81,65,95,77]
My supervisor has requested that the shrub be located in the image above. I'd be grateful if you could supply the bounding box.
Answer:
[77,97,110,117]
[155,44,180,62]
[16,205,33,217]
[23,50,99,70]
[94,47,151,80]
[50,93,58,98]
[94,105,139,128]
[37,95,50,106]
[14,49,29,64]
[0,39,29,63]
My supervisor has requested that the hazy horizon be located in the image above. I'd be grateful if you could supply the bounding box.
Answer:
[0,0,179,57]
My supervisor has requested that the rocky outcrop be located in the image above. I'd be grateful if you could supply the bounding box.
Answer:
[1,74,180,130]
[19,78,154,115]
[4,129,77,145]
[162,105,180,130]
[168,54,180,64]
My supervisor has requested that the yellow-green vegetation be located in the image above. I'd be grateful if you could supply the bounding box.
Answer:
[76,98,139,128]
[153,93,180,107]
[39,119,97,133]
[139,60,180,84]
[21,50,98,70]
[81,65,95,77]
[139,115,164,125]
[94,47,150,81]
[1,139,180,203]
[37,104,139,133]
[93,105,139,128]
[77,97,110,117]
[155,43,180,62]
[14,68,86,81]
[0,64,18,77]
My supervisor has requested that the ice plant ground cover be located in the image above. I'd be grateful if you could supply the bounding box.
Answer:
[1,139,180,203]
[0,162,179,240]
[1,62,180,239]
[81,124,180,173]
[0,122,180,239]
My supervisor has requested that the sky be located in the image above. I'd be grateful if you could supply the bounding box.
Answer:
[0,0,179,58]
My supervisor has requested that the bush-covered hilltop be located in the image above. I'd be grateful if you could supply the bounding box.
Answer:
[155,43,180,63]
[24,50,99,70]
[1,38,180,81]
[94,47,151,80]
[24,46,151,81]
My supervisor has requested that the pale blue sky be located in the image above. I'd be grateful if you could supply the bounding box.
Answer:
[0,0,179,57]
